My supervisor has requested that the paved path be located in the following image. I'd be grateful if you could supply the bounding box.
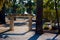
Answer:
[0,19,60,40]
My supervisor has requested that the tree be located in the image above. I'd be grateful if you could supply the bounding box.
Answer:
[43,8,56,23]
[0,0,6,24]
[43,0,57,23]
[25,0,32,14]
[55,0,60,34]
[36,0,43,34]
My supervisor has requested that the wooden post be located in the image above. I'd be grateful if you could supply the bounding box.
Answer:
[29,16,32,31]
[10,16,14,31]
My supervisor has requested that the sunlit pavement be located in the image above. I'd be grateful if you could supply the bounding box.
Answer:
[0,19,60,40]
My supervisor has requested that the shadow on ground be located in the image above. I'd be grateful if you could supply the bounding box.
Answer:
[0,29,11,38]
[28,33,42,40]
[3,31,29,35]
[14,22,26,26]
[46,34,59,40]
[32,23,36,28]
[0,31,29,39]
[4,22,26,27]
[4,24,10,27]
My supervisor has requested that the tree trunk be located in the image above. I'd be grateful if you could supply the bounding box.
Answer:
[0,3,6,24]
[36,0,43,34]
[55,0,60,34]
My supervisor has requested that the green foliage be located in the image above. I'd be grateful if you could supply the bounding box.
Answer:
[43,0,60,22]
[43,8,56,21]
